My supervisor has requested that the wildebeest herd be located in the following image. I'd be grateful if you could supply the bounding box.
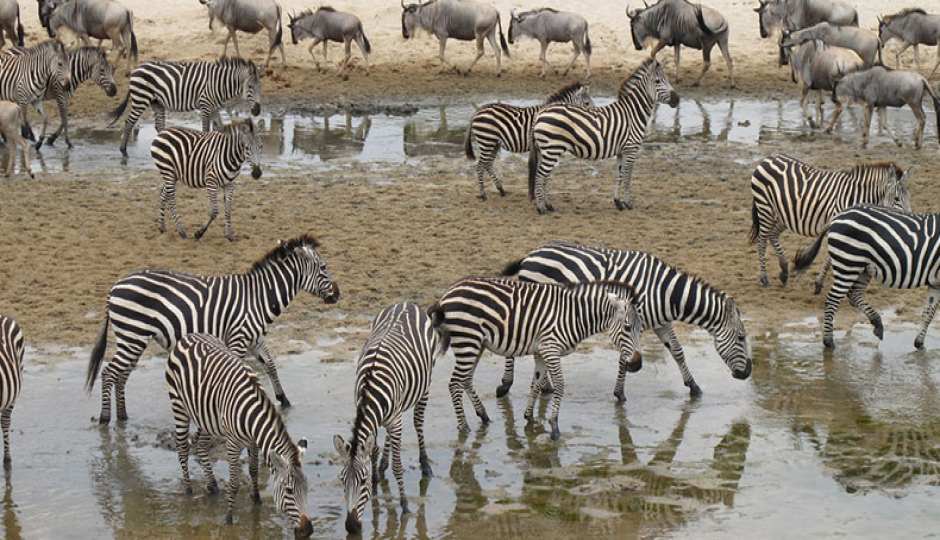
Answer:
[1,0,939,537]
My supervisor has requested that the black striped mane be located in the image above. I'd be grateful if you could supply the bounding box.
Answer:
[544,82,585,104]
[618,59,657,99]
[216,56,256,70]
[884,8,926,21]
[849,161,900,177]
[223,118,254,135]
[249,234,321,274]
[348,360,381,459]
[25,39,63,56]
[247,369,299,463]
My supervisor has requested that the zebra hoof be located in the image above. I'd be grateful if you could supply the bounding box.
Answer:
[549,421,561,441]
[184,486,193,495]
[116,412,128,422]
[614,199,625,211]
[225,514,233,525]
[420,456,433,477]
[120,148,128,158]
[823,336,835,349]
[277,394,292,408]
[67,142,74,150]
[688,382,703,398]
[3,456,11,469]
[915,337,925,350]
[537,207,547,216]
[194,230,206,240]
[226,236,237,243]
[495,383,511,398]
[779,270,789,285]
[252,490,262,505]
[458,424,471,434]
[401,500,412,515]
[760,276,770,288]
[814,282,823,295]
[478,411,491,424]
[97,414,111,425]
[873,323,884,340]
[613,390,626,403]
[207,483,220,495]
[479,193,487,202]
[378,459,388,476]
[546,204,556,212]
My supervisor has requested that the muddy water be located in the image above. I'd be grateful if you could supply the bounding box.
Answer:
[2,314,939,539]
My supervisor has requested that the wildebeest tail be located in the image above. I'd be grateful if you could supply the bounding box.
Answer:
[86,311,110,393]
[528,135,540,200]
[696,7,715,35]
[927,81,940,142]
[851,11,858,27]
[271,5,283,54]
[127,12,138,62]
[502,258,523,276]
[747,197,760,244]
[15,6,23,46]
[360,24,371,53]
[584,29,592,55]
[497,15,510,57]
[793,230,827,276]
[108,89,131,125]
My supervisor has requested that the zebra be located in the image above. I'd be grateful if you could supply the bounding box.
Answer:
[333,302,449,534]
[0,39,70,141]
[528,58,679,214]
[794,205,940,350]
[108,57,262,157]
[2,45,116,149]
[429,276,643,440]
[0,315,24,469]
[463,81,594,201]
[151,119,262,242]
[166,333,312,536]
[86,234,340,425]
[501,241,752,401]
[749,154,912,292]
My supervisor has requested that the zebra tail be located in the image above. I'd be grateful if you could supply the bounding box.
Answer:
[793,231,827,276]
[361,25,371,54]
[747,198,760,245]
[15,7,23,46]
[107,90,130,125]
[497,15,510,57]
[584,30,592,55]
[502,258,523,276]
[527,136,539,201]
[86,312,110,393]
[463,122,475,159]
[428,305,451,353]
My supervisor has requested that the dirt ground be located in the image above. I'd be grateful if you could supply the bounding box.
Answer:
[1,0,938,356]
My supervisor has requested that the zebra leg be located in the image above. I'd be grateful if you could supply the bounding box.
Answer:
[378,433,390,477]
[153,103,167,133]
[769,229,788,285]
[414,392,432,477]
[162,178,187,239]
[915,286,940,349]
[655,324,702,397]
[253,340,289,407]
[388,415,409,513]
[224,440,243,524]
[449,349,484,432]
[823,275,854,349]
[370,437,380,495]
[542,350,565,441]
[496,356,515,397]
[171,403,192,494]
[100,337,148,424]
[847,272,882,340]
[222,183,236,242]
[195,429,220,494]
[524,353,547,421]
[248,446,261,504]
[614,145,640,211]
[757,229,771,287]
[33,102,50,151]
[814,257,832,295]
[1,408,11,469]
[195,182,220,240]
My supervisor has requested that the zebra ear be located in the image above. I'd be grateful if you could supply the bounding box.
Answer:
[297,437,308,458]
[901,166,914,184]
[333,434,349,458]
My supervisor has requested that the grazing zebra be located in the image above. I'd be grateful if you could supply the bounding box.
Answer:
[749,154,912,291]
[108,57,262,157]
[429,276,643,440]
[502,241,752,401]
[86,234,340,425]
[0,315,24,469]
[528,58,679,214]
[151,119,262,242]
[166,333,312,536]
[464,81,594,201]
[0,39,70,141]
[2,46,117,149]
[794,205,940,349]
[334,302,448,534]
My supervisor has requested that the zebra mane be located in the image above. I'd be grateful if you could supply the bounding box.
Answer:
[618,59,657,97]
[216,56,257,70]
[249,234,321,274]
[27,39,64,55]
[348,362,380,459]
[544,81,585,104]
[884,8,926,21]
[248,369,300,463]
[849,161,901,176]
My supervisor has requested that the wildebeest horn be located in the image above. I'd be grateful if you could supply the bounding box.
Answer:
[626,5,638,19]
[401,0,406,8]
[511,8,517,19]
[642,0,649,7]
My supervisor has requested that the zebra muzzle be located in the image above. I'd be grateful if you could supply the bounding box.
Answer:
[732,362,752,380]
[105,84,117,97]
[668,91,679,108]
[345,512,362,534]
[251,166,262,179]
[251,103,261,116]
[294,514,313,538]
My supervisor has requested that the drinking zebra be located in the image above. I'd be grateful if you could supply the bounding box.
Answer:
[794,205,940,349]
[166,333,312,536]
[108,57,261,157]
[151,119,262,242]
[502,241,752,401]
[749,154,912,291]
[429,276,643,440]
[86,234,340,425]
[528,58,678,214]
[2,45,116,149]
[334,302,448,534]
[464,81,594,201]
[0,39,70,141]
[0,315,23,469]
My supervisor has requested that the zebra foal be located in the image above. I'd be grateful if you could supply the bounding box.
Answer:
[502,241,752,401]
[0,39,69,141]
[166,333,312,536]
[109,57,261,157]
[528,59,678,214]
[0,315,23,469]
[151,119,262,242]
[749,154,912,290]
[87,234,339,425]
[334,302,448,534]
[430,276,643,440]
[464,81,593,200]
[795,205,940,349]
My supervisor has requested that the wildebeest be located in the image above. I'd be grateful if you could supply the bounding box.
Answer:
[200,0,285,68]
[781,39,862,130]
[508,8,591,78]
[627,0,734,87]
[0,100,32,178]
[878,8,940,74]
[401,0,509,77]
[755,0,858,36]
[45,0,138,75]
[0,0,23,49]
[832,65,940,149]
[783,22,882,67]
[288,7,370,76]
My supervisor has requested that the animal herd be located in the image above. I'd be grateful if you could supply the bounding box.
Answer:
[1,0,940,537]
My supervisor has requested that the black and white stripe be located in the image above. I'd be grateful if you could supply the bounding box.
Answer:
[108,57,262,157]
[464,81,593,200]
[528,58,679,214]
[165,333,312,535]
[430,276,643,440]
[0,315,24,469]
[503,241,752,400]
[151,119,263,242]
[749,154,911,290]
[794,205,940,349]
[0,39,69,141]
[333,302,447,535]
[86,234,340,425]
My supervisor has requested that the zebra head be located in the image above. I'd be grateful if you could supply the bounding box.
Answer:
[886,165,913,213]
[712,298,752,380]
[650,60,679,108]
[86,48,117,97]
[603,284,644,374]
[333,432,375,534]
[235,119,263,179]
[238,60,262,116]
[284,235,340,304]
[271,437,312,538]
[574,83,594,107]
[42,40,71,93]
